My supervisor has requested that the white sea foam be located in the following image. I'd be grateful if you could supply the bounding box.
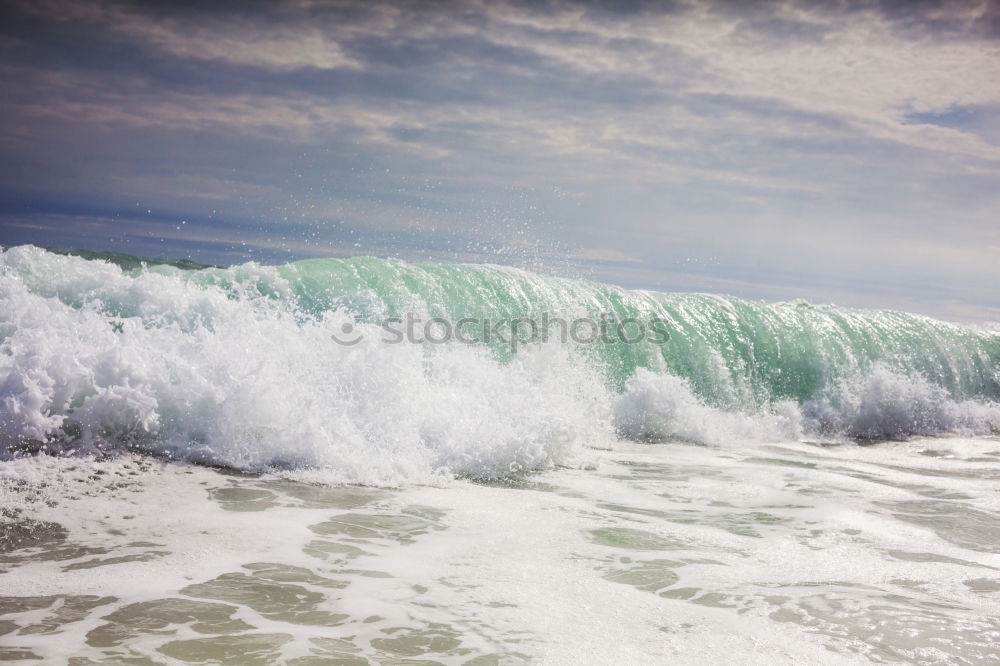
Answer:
[613,364,1000,446]
[612,367,804,445]
[0,246,610,484]
[802,362,1000,439]
[4,437,999,664]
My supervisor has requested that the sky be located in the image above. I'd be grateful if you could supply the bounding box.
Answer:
[0,0,998,322]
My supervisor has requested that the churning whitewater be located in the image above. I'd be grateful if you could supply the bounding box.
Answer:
[1,245,998,485]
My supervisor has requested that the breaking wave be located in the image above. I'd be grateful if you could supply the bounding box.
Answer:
[1,246,998,483]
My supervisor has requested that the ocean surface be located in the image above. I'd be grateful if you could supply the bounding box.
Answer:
[1,244,999,664]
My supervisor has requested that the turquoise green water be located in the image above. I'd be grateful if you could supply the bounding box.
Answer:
[139,253,1000,406]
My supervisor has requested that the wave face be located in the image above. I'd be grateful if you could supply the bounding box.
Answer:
[1,245,999,482]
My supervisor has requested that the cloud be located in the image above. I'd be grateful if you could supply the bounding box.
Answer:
[9,0,362,70]
[474,1,1000,159]
[0,0,998,320]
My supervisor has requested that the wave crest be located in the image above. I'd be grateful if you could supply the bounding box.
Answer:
[2,246,999,483]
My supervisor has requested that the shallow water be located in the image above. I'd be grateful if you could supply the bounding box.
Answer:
[2,437,999,664]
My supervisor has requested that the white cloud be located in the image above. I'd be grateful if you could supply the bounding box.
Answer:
[454,1,1000,159]
[13,0,362,70]
[108,11,362,71]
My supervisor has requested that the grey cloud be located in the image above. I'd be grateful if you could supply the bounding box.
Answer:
[1,0,998,321]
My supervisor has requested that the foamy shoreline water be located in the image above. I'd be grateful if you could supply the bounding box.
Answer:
[2,437,999,664]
